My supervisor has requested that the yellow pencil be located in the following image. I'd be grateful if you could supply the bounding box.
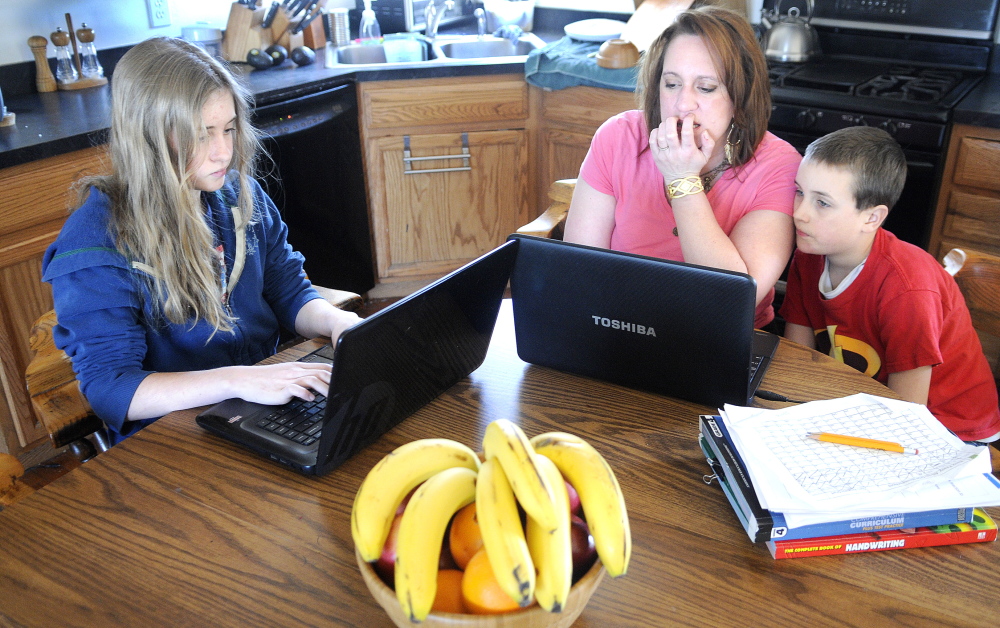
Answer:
[807,432,919,455]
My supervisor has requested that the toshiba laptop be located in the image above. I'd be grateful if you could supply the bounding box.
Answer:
[196,239,519,476]
[506,234,778,408]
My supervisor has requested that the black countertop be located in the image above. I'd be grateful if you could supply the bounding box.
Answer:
[0,48,538,171]
[953,71,1000,129]
[0,14,581,171]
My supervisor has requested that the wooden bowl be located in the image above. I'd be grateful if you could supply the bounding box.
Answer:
[356,548,606,627]
[595,38,640,69]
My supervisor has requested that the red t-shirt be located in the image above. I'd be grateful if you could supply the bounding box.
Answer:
[580,110,801,327]
[780,229,1000,440]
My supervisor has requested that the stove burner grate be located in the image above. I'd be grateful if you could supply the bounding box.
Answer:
[854,65,962,103]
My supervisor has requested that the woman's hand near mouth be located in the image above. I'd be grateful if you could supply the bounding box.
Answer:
[649,114,716,186]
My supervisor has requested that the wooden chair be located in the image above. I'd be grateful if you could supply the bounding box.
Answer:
[0,453,34,509]
[943,247,1000,390]
[24,286,364,463]
[942,247,1000,473]
[516,179,576,240]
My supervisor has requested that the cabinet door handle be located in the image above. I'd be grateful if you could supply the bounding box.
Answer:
[403,133,472,174]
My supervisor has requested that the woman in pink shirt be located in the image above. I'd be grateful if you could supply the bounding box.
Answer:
[564,6,801,327]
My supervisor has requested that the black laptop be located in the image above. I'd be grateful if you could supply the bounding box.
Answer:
[196,239,519,475]
[506,234,778,408]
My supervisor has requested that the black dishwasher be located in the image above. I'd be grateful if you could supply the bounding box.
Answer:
[253,82,375,294]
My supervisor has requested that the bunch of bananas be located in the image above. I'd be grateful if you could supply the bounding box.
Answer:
[351,419,631,623]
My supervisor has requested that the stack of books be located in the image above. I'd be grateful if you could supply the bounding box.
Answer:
[699,394,1000,559]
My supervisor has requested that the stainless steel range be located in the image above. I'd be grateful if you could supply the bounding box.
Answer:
[764,0,1000,248]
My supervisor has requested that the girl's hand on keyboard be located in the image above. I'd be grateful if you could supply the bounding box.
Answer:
[233,362,333,405]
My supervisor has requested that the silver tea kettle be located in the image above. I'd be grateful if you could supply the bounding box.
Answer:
[761,0,821,63]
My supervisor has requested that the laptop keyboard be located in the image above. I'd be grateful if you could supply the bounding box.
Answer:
[256,393,327,446]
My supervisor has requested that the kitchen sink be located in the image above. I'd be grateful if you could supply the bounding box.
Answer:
[432,34,546,60]
[330,40,437,65]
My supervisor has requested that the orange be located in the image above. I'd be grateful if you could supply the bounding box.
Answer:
[431,569,467,614]
[461,548,522,615]
[448,503,483,570]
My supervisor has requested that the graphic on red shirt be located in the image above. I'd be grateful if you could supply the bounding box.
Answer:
[814,325,882,378]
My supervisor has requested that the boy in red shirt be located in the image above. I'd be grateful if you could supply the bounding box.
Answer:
[780,126,1000,443]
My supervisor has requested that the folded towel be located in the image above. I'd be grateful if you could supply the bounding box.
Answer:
[493,25,523,46]
[525,36,639,93]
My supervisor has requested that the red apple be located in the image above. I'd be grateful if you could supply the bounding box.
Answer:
[569,514,597,582]
[396,487,418,515]
[374,512,403,586]
[565,480,582,517]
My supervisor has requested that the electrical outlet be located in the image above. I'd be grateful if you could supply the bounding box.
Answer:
[146,0,171,28]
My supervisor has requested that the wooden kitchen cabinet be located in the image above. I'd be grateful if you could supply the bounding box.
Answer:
[532,85,637,214]
[0,146,107,461]
[359,75,532,292]
[929,124,1000,260]
[928,123,1000,378]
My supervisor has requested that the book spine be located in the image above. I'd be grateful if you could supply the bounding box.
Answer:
[700,415,772,542]
[771,507,978,541]
[768,510,998,559]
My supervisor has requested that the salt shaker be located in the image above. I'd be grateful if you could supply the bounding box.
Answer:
[50,27,78,85]
[76,23,104,79]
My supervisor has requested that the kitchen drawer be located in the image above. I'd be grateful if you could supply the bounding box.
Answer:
[541,86,636,130]
[361,77,528,130]
[941,189,1000,249]
[0,146,107,240]
[953,136,1000,192]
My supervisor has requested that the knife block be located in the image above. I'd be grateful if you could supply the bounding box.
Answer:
[268,8,305,53]
[222,2,273,62]
[222,3,305,63]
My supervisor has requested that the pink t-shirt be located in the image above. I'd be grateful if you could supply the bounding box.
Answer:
[579,110,801,326]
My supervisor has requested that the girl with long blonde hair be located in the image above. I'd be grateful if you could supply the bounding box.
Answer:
[43,38,360,444]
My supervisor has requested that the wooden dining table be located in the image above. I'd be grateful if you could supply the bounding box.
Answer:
[0,300,996,627]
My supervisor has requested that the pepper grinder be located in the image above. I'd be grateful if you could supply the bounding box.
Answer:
[50,27,78,85]
[27,36,57,93]
[76,23,104,78]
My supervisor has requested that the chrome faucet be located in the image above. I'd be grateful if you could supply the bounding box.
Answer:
[424,0,455,40]
[475,8,486,38]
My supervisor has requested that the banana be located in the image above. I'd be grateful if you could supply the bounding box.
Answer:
[476,457,536,607]
[530,432,632,578]
[394,466,478,622]
[351,438,481,562]
[482,419,559,533]
[525,454,572,612]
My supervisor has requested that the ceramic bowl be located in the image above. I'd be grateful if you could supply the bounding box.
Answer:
[356,548,606,627]
[595,39,640,69]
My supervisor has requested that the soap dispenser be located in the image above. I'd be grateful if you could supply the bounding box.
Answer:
[359,0,382,45]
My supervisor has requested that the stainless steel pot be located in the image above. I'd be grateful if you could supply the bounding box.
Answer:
[761,0,820,63]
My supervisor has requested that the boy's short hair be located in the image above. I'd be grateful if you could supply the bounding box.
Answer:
[803,126,907,212]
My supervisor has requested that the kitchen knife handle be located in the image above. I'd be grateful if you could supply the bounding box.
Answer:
[261,1,280,28]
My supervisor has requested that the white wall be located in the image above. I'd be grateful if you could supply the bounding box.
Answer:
[4,0,241,66]
[1,0,632,66]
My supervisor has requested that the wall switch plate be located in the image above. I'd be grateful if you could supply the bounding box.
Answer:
[146,0,171,28]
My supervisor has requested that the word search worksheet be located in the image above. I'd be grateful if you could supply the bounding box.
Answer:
[722,394,992,510]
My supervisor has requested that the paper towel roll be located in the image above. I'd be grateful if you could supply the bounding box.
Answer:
[747,0,765,24]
